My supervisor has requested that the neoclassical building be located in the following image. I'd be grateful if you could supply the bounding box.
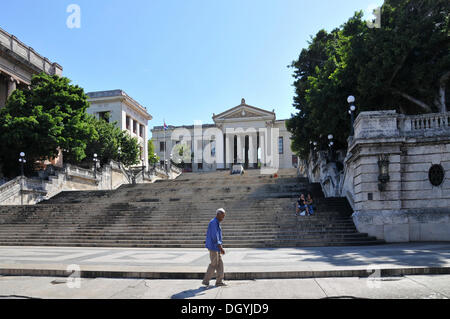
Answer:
[151,99,297,172]
[87,90,153,169]
[0,27,63,108]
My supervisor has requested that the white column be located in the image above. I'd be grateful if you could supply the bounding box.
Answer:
[225,134,232,168]
[248,134,255,166]
[236,134,242,164]
[259,131,266,166]
[143,126,149,171]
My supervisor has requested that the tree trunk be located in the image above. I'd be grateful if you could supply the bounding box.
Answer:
[392,89,433,113]
[437,71,450,113]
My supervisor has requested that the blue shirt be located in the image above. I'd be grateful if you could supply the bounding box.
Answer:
[205,217,223,252]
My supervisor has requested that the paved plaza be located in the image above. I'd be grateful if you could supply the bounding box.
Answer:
[1,275,449,299]
[0,243,449,280]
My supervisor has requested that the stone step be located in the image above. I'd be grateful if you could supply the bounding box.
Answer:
[10,209,347,216]
[0,239,384,248]
[0,236,381,245]
[0,228,359,236]
[3,204,351,213]
[0,169,380,248]
[0,220,356,227]
[0,233,370,241]
[0,216,353,224]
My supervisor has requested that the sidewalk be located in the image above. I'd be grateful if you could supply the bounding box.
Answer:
[0,243,449,280]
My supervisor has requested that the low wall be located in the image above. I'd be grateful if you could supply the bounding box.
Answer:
[353,208,450,242]
[0,161,182,205]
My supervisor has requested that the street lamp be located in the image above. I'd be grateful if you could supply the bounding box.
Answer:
[328,135,335,161]
[347,96,357,136]
[328,134,334,147]
[93,153,99,179]
[18,152,26,177]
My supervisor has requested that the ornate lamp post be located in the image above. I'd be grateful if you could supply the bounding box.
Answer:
[18,152,26,206]
[18,152,26,177]
[347,96,357,136]
[378,154,390,191]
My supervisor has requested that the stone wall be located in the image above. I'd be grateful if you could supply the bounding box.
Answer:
[0,161,182,206]
[347,111,450,242]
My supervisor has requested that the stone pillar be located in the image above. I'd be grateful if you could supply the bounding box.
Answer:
[236,134,243,164]
[7,77,17,98]
[226,133,233,169]
[0,75,7,108]
[248,134,256,166]
[259,132,266,166]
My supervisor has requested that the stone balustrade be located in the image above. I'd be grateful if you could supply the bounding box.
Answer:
[353,111,450,140]
[400,112,450,134]
[65,164,97,181]
[0,161,182,205]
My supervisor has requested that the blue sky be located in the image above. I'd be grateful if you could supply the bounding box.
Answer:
[1,0,383,136]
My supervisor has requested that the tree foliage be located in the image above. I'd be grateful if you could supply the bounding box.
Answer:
[78,115,141,168]
[287,0,450,158]
[0,73,94,176]
[147,139,160,165]
[0,73,141,177]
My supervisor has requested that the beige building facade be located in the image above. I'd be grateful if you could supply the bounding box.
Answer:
[86,90,153,170]
[151,99,297,172]
[0,27,63,108]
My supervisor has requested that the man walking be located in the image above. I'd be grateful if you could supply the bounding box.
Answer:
[202,208,227,287]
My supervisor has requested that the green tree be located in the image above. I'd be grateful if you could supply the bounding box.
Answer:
[0,73,95,177]
[287,0,450,159]
[118,132,141,167]
[147,139,160,165]
[78,114,122,167]
[82,114,141,168]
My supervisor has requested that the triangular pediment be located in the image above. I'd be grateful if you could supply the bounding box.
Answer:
[223,108,263,119]
[213,99,276,122]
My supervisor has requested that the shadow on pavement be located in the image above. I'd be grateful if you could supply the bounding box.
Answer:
[171,286,217,299]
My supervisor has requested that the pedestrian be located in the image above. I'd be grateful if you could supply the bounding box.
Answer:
[202,208,227,287]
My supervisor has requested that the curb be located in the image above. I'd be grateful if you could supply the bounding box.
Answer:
[1,266,450,280]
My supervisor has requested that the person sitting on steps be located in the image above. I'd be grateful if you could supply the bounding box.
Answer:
[295,193,309,216]
[306,193,314,216]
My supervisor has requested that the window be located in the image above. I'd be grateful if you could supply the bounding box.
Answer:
[98,112,110,123]
[429,164,445,187]
[211,140,216,157]
[197,163,203,170]
[133,120,137,134]
[140,124,144,138]
[126,116,131,130]
[278,137,284,154]
[160,141,166,152]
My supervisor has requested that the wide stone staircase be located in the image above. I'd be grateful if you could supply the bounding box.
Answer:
[0,169,384,248]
